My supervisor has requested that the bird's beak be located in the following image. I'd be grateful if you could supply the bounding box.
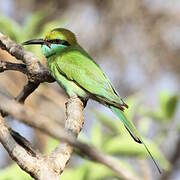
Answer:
[22,39,45,46]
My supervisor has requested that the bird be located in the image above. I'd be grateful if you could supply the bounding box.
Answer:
[22,28,161,173]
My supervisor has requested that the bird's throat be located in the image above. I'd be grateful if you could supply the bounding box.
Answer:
[41,44,66,58]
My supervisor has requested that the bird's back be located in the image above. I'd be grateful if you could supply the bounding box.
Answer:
[49,44,127,110]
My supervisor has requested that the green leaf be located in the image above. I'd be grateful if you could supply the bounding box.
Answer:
[160,91,179,120]
[94,111,128,136]
[90,123,103,148]
[141,91,179,122]
[45,137,59,154]
[0,15,21,42]
[94,111,121,135]
[123,95,139,120]
[142,109,165,122]
[85,161,119,180]
[23,11,48,40]
[61,165,88,180]
[177,123,180,132]
[138,117,151,135]
[0,164,32,180]
[86,159,140,180]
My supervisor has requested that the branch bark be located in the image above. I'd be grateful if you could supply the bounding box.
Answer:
[0,60,26,74]
[0,32,54,83]
[0,117,41,178]
[49,97,84,174]
[15,81,40,103]
[0,91,139,180]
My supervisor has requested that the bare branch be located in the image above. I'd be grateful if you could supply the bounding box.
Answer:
[0,93,65,133]
[0,60,26,74]
[49,97,84,174]
[0,117,40,178]
[9,128,39,156]
[0,93,139,180]
[1,80,40,153]
[0,116,66,180]
[15,81,39,103]
[0,32,54,83]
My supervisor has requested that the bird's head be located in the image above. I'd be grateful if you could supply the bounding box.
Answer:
[22,28,77,57]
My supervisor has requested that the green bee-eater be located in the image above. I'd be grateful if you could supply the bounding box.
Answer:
[23,28,161,173]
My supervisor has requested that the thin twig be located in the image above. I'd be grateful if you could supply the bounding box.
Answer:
[0,60,27,74]
[15,81,40,103]
[9,128,39,156]
[0,32,54,83]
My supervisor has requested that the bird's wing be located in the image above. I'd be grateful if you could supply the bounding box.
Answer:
[54,46,124,108]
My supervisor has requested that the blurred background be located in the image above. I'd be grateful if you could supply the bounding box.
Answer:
[0,0,180,179]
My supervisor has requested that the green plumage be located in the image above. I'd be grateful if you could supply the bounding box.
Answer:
[46,43,141,143]
[22,28,161,173]
[47,45,127,109]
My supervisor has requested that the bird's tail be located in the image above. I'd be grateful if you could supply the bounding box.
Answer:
[110,106,161,174]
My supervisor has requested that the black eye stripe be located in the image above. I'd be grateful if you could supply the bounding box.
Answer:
[61,40,71,46]
[47,39,70,46]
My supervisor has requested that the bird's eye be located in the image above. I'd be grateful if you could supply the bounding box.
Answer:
[60,40,70,46]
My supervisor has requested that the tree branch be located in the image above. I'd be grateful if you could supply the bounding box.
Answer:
[0,60,27,74]
[15,81,40,103]
[0,117,41,178]
[0,32,54,83]
[9,128,39,156]
[49,97,84,174]
[0,92,139,180]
